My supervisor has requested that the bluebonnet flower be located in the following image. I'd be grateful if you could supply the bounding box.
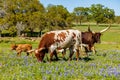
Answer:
[64,67,67,71]
[90,63,96,68]
[42,76,47,80]
[24,56,28,66]
[46,70,51,74]
[108,67,118,76]
[59,72,62,76]
[64,72,68,76]
[103,74,106,77]
[68,63,71,66]
[99,68,104,76]
[84,72,89,77]
[118,64,120,68]
[29,63,33,67]
[51,66,54,70]
[0,63,2,67]
[55,66,58,71]
[80,70,83,73]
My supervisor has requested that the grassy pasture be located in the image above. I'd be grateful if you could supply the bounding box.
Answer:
[0,24,120,80]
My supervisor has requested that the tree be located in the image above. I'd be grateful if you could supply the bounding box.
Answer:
[0,0,45,36]
[90,4,115,24]
[27,12,46,36]
[115,16,120,24]
[73,7,89,25]
[103,7,115,23]
[46,5,72,30]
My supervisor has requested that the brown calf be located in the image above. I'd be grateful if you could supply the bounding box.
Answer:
[11,44,32,56]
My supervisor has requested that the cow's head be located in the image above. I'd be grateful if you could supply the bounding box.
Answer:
[88,26,110,43]
[34,47,46,62]
[11,44,18,50]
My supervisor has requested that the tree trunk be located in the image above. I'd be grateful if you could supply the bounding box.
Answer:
[17,30,21,37]
[0,30,1,37]
[79,20,82,25]
[38,30,42,37]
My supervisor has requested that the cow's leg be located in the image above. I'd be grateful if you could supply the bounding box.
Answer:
[17,50,21,56]
[76,49,79,61]
[49,52,54,62]
[62,49,66,60]
[53,50,59,61]
[84,46,89,53]
[91,46,96,54]
[17,52,20,56]
[26,52,29,56]
[68,46,74,61]
[82,46,89,57]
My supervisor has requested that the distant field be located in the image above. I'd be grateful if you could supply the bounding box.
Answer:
[0,24,120,80]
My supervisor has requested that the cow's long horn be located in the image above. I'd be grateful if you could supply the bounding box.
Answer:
[27,49,35,53]
[34,48,45,53]
[100,26,110,33]
[38,47,45,51]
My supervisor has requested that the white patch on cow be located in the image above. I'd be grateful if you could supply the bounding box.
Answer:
[49,43,57,53]
[57,49,64,53]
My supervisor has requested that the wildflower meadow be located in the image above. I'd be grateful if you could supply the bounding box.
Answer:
[0,25,120,80]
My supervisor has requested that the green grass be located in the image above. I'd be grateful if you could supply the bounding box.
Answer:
[0,24,120,80]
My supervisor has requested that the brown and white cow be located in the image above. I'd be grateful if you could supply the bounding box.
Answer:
[31,29,82,62]
[11,44,32,56]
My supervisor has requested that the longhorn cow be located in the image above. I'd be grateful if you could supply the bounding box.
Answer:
[29,29,82,62]
[82,26,110,54]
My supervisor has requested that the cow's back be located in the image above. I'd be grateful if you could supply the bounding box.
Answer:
[38,30,80,50]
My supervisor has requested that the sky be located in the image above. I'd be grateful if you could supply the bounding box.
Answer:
[40,0,120,16]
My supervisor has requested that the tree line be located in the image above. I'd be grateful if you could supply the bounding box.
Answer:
[0,0,119,37]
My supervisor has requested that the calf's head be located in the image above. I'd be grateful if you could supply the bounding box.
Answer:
[11,44,18,50]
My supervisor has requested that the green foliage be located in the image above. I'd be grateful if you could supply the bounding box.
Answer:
[0,0,45,36]
[73,7,89,25]
[73,4,115,25]
[90,4,115,24]
[46,5,72,29]
[115,16,120,24]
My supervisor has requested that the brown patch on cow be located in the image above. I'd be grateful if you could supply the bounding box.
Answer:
[72,32,76,39]
[56,32,67,42]
[38,32,55,49]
